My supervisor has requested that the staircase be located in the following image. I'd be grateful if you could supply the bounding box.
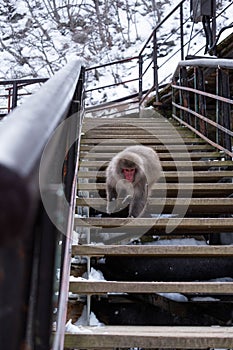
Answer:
[64,110,233,349]
[65,110,233,349]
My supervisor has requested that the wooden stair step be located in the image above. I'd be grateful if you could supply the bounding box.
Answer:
[83,122,176,127]
[83,117,176,124]
[85,132,196,138]
[80,144,214,151]
[83,122,185,127]
[83,117,178,121]
[84,126,193,132]
[81,137,206,144]
[79,160,233,169]
[77,182,233,195]
[64,326,233,349]
[77,170,233,181]
[74,217,233,233]
[72,244,233,257]
[76,197,233,213]
[83,129,195,139]
[80,151,222,159]
[83,121,182,127]
[69,280,233,294]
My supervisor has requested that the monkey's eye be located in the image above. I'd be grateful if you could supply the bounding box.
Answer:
[123,168,135,173]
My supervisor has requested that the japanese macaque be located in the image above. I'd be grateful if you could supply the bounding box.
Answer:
[106,145,162,217]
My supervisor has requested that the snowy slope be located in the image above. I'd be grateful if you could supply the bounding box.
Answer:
[0,0,231,106]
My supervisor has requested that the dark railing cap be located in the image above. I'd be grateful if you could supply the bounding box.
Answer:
[0,59,84,244]
[173,58,233,78]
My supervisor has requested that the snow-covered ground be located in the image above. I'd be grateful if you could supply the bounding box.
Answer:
[0,0,232,111]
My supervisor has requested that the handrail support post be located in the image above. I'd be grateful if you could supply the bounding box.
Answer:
[153,31,159,102]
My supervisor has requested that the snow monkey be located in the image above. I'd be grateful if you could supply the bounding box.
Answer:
[106,145,162,217]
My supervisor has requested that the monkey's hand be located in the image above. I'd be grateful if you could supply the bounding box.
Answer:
[107,197,130,214]
[107,198,116,214]
[107,198,123,214]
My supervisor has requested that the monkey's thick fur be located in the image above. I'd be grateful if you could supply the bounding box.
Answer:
[106,145,162,217]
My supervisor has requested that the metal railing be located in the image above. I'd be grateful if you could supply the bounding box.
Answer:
[0,60,85,350]
[0,78,48,115]
[85,0,232,111]
[172,58,233,158]
[85,56,140,116]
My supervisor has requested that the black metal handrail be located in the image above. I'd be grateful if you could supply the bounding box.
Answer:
[84,0,232,111]
[138,0,186,97]
[0,60,85,350]
[0,60,83,240]
[0,78,48,114]
[172,58,233,158]
[85,55,139,108]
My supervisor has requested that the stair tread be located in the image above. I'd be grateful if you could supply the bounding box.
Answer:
[77,182,233,191]
[73,244,233,256]
[77,170,233,179]
[79,160,233,168]
[83,118,176,123]
[74,217,233,234]
[76,198,233,213]
[75,217,233,227]
[80,145,214,151]
[80,151,222,159]
[69,280,233,294]
[83,134,203,139]
[64,326,233,349]
[81,137,206,143]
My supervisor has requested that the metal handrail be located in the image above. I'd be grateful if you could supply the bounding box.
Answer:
[85,0,232,111]
[0,60,83,204]
[85,55,139,94]
[84,0,188,109]
[174,58,233,75]
[172,58,233,158]
[0,78,48,112]
[0,59,85,350]
[139,0,186,56]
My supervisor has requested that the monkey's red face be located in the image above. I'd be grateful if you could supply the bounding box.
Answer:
[122,168,136,182]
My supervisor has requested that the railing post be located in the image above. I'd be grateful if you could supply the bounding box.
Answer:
[193,66,206,135]
[180,66,190,123]
[138,54,143,102]
[197,67,207,136]
[153,30,159,102]
[172,78,176,119]
[216,67,220,145]
[180,2,184,60]
[217,67,231,155]
[12,81,18,109]
[193,67,198,131]
[7,89,11,113]
[178,68,183,121]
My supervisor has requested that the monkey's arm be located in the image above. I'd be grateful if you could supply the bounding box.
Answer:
[106,183,117,214]
[106,183,131,214]
[128,183,148,217]
[106,182,117,201]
